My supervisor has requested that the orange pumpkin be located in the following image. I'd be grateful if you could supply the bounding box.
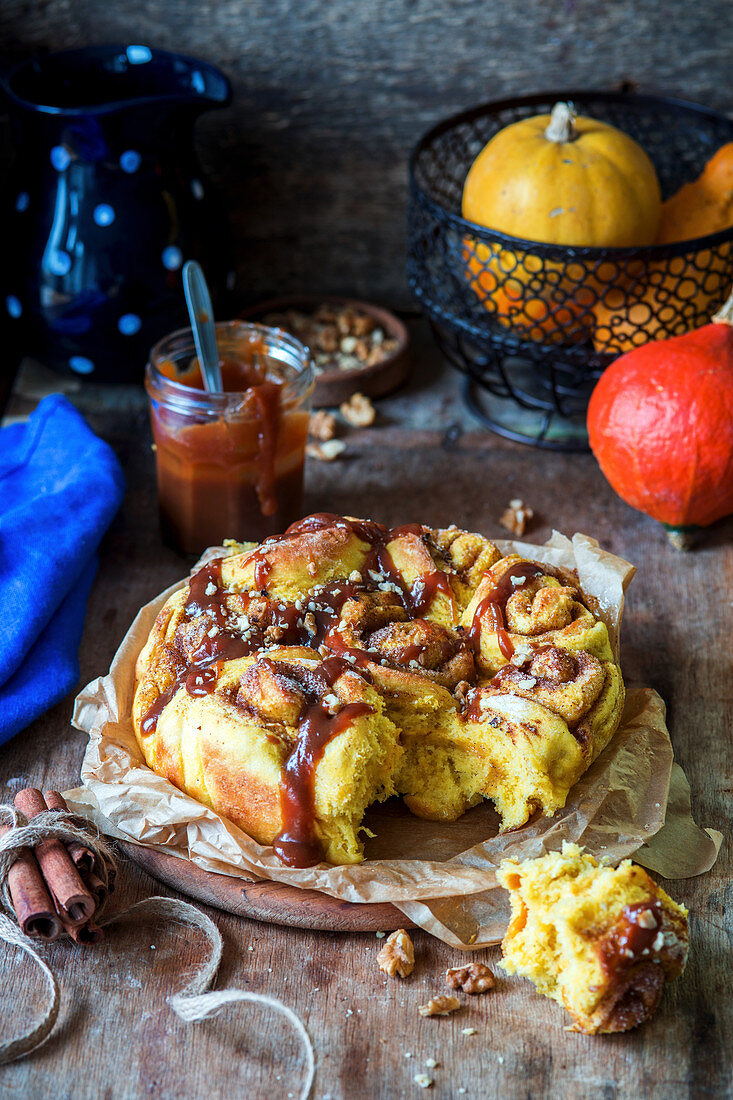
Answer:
[591,250,730,353]
[587,291,733,547]
[593,143,733,353]
[657,141,733,243]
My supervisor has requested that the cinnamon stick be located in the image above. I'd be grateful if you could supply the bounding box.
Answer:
[14,789,96,926]
[67,919,104,946]
[0,823,62,941]
[42,790,96,875]
[84,872,108,910]
[43,790,116,892]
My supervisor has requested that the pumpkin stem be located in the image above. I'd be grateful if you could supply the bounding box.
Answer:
[711,286,733,326]
[545,102,577,143]
[663,523,700,552]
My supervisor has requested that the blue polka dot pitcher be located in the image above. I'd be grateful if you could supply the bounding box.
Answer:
[1,45,233,382]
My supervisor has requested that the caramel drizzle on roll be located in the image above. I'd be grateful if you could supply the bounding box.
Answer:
[142,559,308,733]
[258,657,374,868]
[598,900,663,977]
[468,562,548,659]
[248,513,455,618]
[142,525,582,740]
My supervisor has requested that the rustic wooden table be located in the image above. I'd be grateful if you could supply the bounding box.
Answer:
[1,323,730,1099]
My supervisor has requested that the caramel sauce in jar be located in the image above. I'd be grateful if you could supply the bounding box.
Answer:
[146,323,313,555]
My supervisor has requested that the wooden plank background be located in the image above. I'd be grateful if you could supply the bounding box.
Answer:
[1,0,732,306]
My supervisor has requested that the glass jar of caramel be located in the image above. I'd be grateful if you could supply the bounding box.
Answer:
[146,322,314,554]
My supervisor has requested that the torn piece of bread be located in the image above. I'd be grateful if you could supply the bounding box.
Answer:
[497,843,689,1033]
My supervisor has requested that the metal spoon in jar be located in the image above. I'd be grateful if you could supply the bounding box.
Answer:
[182,260,223,392]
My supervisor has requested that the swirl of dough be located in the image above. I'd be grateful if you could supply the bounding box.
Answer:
[367,618,475,688]
[486,645,606,725]
[332,590,408,642]
[504,581,579,635]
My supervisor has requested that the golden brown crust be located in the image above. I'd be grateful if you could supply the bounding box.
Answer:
[132,516,626,865]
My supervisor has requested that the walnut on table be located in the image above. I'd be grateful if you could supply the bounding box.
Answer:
[446,963,496,994]
[417,995,461,1017]
[377,928,415,978]
[500,498,534,537]
[309,409,337,441]
[340,391,375,427]
[306,439,346,462]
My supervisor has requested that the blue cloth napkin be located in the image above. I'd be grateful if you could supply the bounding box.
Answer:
[0,395,125,745]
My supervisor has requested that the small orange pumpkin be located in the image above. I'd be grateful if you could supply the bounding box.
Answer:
[591,249,730,353]
[587,291,733,547]
[593,143,733,353]
[657,141,733,243]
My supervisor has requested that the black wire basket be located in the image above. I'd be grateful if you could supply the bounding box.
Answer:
[407,91,733,450]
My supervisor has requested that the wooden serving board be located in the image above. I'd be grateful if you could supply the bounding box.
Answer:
[119,841,415,933]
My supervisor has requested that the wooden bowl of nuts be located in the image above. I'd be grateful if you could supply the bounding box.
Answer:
[240,296,410,406]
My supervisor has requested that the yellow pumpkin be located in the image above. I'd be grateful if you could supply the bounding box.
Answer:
[462,102,662,247]
[461,103,662,343]
[462,239,594,343]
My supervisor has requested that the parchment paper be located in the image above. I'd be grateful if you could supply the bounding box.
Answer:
[68,533,721,947]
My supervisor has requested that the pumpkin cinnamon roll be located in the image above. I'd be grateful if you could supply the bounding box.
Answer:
[497,844,689,1033]
[133,514,626,866]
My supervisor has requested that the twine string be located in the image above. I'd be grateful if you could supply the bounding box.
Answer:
[0,912,60,1065]
[0,805,314,1098]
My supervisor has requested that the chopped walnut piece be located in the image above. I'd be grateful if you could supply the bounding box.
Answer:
[309,410,337,441]
[454,680,472,706]
[316,325,339,353]
[340,392,376,427]
[365,345,388,367]
[306,439,346,462]
[353,338,370,362]
[351,313,375,337]
[377,928,415,978]
[500,498,534,537]
[446,963,496,994]
[418,995,460,1017]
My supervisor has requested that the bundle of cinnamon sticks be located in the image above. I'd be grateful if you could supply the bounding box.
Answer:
[2,788,115,944]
